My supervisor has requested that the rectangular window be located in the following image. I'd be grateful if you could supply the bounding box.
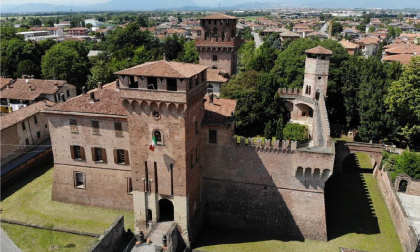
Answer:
[190,151,194,168]
[92,147,105,162]
[66,90,70,97]
[114,149,129,165]
[167,78,177,91]
[127,178,133,194]
[74,172,85,189]
[70,119,78,133]
[212,55,218,62]
[71,145,85,160]
[209,129,217,144]
[34,116,38,124]
[25,138,29,145]
[92,121,100,135]
[114,122,123,137]
[195,121,198,135]
[37,131,41,138]
[22,122,26,131]
[196,145,199,161]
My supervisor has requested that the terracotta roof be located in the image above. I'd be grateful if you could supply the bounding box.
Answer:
[207,69,229,83]
[45,82,127,116]
[340,40,359,49]
[280,31,301,37]
[200,13,237,20]
[0,78,67,101]
[115,60,209,78]
[383,54,415,64]
[385,44,420,55]
[203,97,237,126]
[305,46,333,55]
[355,37,380,45]
[307,32,328,38]
[67,27,88,31]
[29,27,60,31]
[1,100,54,130]
[0,77,14,90]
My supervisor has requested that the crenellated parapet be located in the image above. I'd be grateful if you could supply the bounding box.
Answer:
[232,136,298,152]
[278,88,316,105]
[122,99,187,118]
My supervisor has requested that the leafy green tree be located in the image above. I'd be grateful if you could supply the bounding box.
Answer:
[283,123,308,142]
[87,60,114,89]
[16,60,40,78]
[86,23,93,30]
[163,34,184,61]
[248,41,277,72]
[41,43,90,86]
[388,151,420,179]
[385,56,420,145]
[177,41,199,64]
[332,22,343,35]
[38,39,57,53]
[238,40,256,71]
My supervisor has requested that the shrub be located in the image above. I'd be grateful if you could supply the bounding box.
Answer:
[283,123,308,142]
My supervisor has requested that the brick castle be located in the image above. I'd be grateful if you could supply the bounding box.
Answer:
[44,14,335,247]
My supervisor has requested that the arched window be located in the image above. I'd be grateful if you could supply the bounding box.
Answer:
[308,86,312,95]
[304,168,312,177]
[398,180,408,193]
[213,27,218,36]
[321,169,331,180]
[305,85,309,94]
[153,130,163,144]
[296,167,303,177]
[313,168,321,179]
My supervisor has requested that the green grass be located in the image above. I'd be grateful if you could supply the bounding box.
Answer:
[1,223,97,252]
[332,135,354,142]
[0,167,134,234]
[194,153,402,252]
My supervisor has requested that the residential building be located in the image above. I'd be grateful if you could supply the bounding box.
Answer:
[66,27,89,36]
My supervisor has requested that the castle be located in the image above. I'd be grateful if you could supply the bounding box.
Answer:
[44,13,335,247]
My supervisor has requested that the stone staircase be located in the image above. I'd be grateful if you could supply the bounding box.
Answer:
[131,221,175,252]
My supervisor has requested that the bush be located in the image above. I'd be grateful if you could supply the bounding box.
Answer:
[283,123,308,142]
[385,150,420,180]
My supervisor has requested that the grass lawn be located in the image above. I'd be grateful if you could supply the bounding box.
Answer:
[332,135,354,142]
[1,166,134,235]
[1,223,97,252]
[194,153,402,252]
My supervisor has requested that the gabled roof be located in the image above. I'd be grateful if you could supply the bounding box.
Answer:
[200,13,237,20]
[305,46,333,55]
[207,69,229,83]
[0,78,68,101]
[355,37,380,45]
[1,100,55,131]
[340,40,359,49]
[29,27,60,31]
[203,97,237,126]
[115,60,209,78]
[44,82,126,117]
[382,54,414,65]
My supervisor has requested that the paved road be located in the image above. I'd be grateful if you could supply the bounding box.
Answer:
[1,229,22,252]
[320,22,329,36]
[398,193,420,239]
[251,32,263,48]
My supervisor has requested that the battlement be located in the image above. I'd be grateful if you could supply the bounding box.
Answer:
[195,37,240,48]
[278,88,316,105]
[232,136,298,151]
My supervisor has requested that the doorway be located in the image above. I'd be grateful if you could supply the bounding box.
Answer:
[159,199,174,222]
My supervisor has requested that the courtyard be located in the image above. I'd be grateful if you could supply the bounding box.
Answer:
[193,152,402,252]
[0,163,134,251]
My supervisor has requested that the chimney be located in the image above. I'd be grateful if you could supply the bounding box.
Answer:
[60,93,65,102]
[82,86,86,94]
[116,79,120,91]
[98,82,102,89]
[29,85,34,91]
[90,92,95,103]
[54,82,59,89]
[209,93,214,104]
[163,53,166,61]
[30,75,35,79]
[22,74,27,79]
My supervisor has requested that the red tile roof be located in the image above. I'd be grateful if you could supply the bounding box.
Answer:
[45,82,127,116]
[1,100,55,130]
[382,54,415,64]
[200,13,237,20]
[340,40,359,49]
[355,37,380,45]
[0,78,67,101]
[203,97,236,126]
[305,46,333,55]
[29,27,60,31]
[207,69,229,83]
[115,60,209,78]
[0,77,14,90]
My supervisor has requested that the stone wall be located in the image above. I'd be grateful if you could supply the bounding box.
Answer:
[88,216,125,252]
[201,143,335,241]
[395,174,420,196]
[375,168,419,252]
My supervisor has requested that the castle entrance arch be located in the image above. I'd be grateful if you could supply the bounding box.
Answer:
[158,199,174,222]
[398,180,408,193]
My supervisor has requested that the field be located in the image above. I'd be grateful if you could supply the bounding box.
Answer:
[1,165,134,251]
[193,152,402,252]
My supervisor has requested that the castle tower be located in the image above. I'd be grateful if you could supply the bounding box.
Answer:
[115,60,209,245]
[302,46,332,99]
[195,13,241,77]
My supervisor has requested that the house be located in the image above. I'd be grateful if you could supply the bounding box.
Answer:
[206,69,229,97]
[54,21,71,28]
[84,19,103,28]
[355,37,381,58]
[16,31,58,41]
[280,31,301,42]
[29,27,64,37]
[339,40,360,55]
[1,100,54,164]
[66,27,89,36]
[261,27,289,37]
[382,54,415,65]
[0,76,77,112]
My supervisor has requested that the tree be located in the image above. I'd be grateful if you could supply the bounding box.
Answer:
[237,40,256,71]
[87,60,114,89]
[86,23,93,31]
[283,123,308,142]
[16,60,40,78]
[177,41,199,64]
[41,43,90,86]
[162,34,184,61]
[248,41,277,72]
[332,22,343,35]
[385,56,420,145]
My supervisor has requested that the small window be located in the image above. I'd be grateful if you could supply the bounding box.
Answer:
[92,121,100,135]
[114,122,123,137]
[72,145,83,160]
[37,131,41,138]
[25,138,29,145]
[114,149,129,165]
[212,55,218,62]
[154,130,162,144]
[209,129,217,144]
[127,178,133,194]
[70,119,78,133]
[92,147,105,162]
[74,172,85,189]
[66,90,70,97]
[147,77,157,90]
[321,56,326,60]
[45,124,48,128]
[196,145,199,161]
[167,78,177,91]
[190,151,194,168]
[34,116,38,124]
[22,122,26,131]
[195,121,198,135]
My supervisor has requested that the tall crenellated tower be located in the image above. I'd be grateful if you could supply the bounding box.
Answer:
[115,60,209,245]
[302,46,332,99]
[195,13,241,77]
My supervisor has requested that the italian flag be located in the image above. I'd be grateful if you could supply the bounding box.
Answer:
[149,135,157,151]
